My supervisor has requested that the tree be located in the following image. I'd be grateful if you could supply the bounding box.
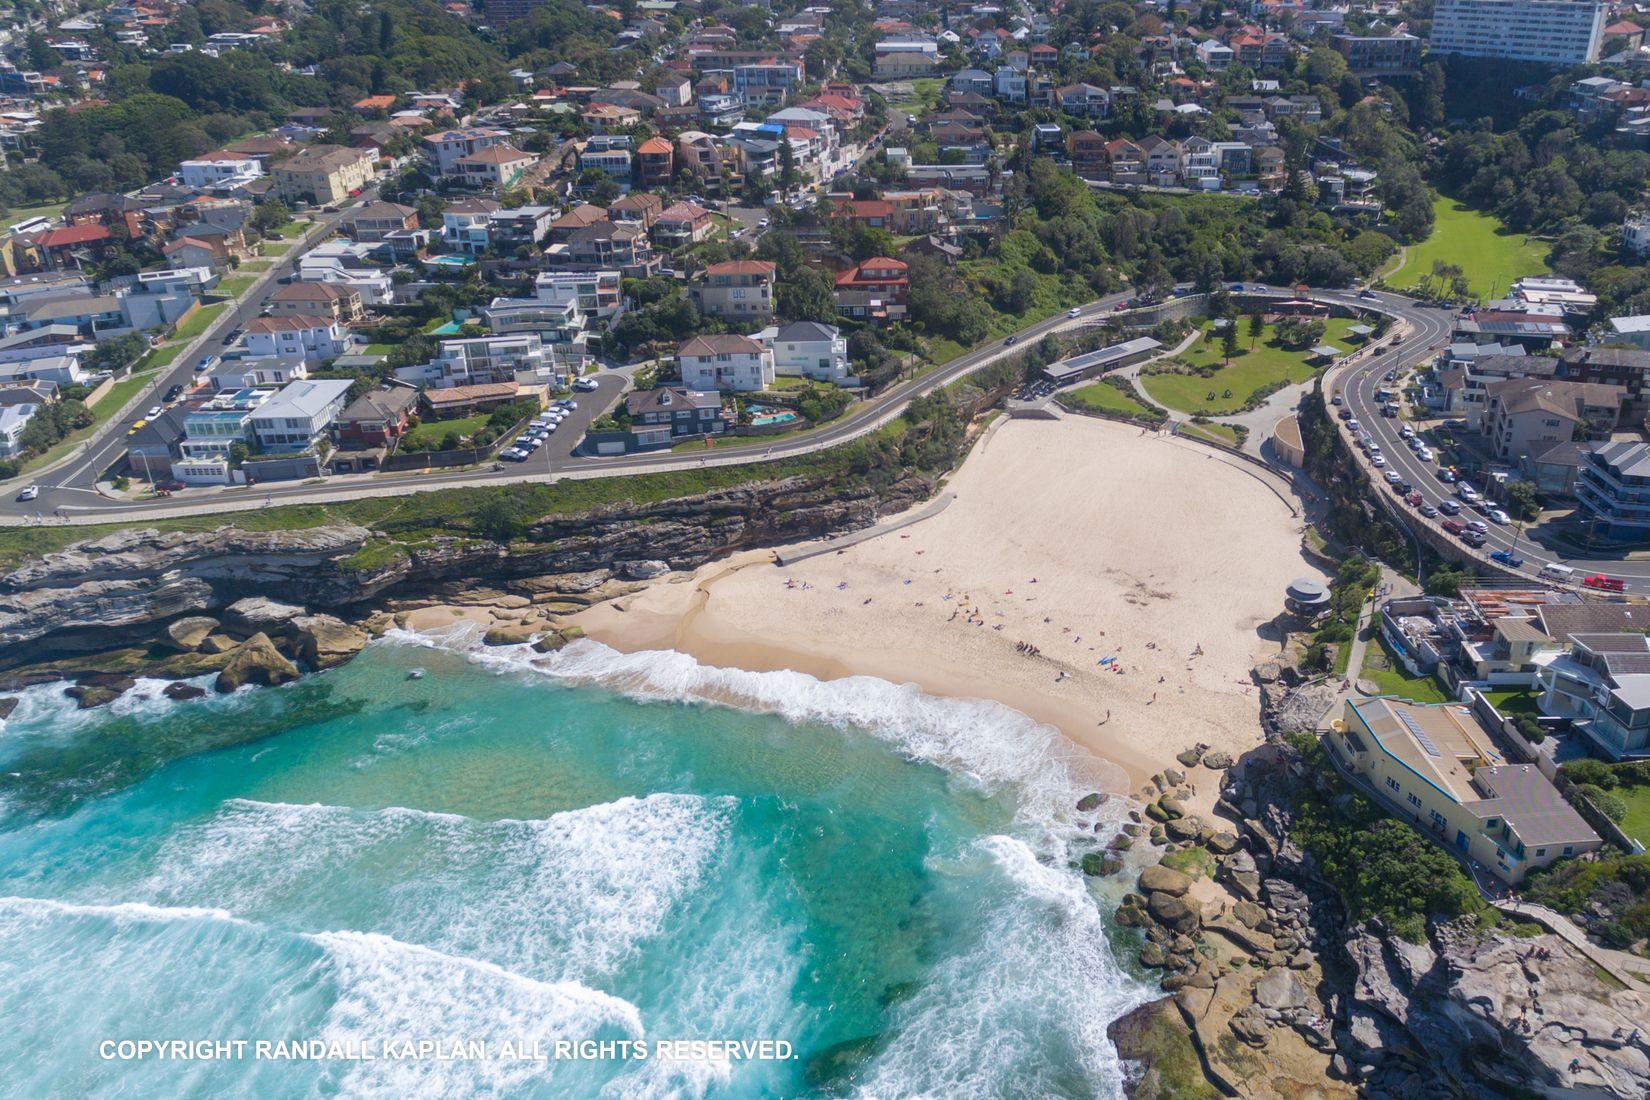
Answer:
[1220,323,1240,364]
[473,493,529,542]
[1247,312,1264,349]
[1504,480,1540,521]
[253,199,290,235]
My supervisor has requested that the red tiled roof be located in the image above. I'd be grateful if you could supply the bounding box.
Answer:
[35,224,110,247]
[703,259,776,276]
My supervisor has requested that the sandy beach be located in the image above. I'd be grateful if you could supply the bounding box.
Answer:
[576,415,1324,801]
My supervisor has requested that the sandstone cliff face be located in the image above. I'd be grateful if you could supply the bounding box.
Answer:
[0,474,932,665]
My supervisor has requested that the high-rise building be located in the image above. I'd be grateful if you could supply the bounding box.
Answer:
[1429,0,1606,66]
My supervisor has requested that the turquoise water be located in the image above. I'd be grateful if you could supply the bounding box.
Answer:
[0,633,1147,1098]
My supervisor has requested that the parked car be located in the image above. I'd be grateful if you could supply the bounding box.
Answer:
[1461,529,1487,548]
[1337,408,1353,421]
[500,448,527,462]
[127,419,147,435]
[1442,519,1466,536]
[1385,470,1402,484]
[1439,499,1461,515]
[16,484,38,501]
[164,384,184,403]
[1331,394,1343,406]
[572,378,598,392]
[1399,426,1414,439]
[1583,574,1626,592]
[146,405,164,419]
[1346,419,1360,432]
[154,479,186,492]
[1406,491,1423,506]
[1398,481,1412,494]
[1419,503,1439,518]
[1438,468,1456,483]
[1491,549,1524,567]
[195,354,221,373]
[1371,455,1387,468]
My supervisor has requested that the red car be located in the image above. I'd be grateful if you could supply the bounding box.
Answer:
[1583,574,1626,592]
[1441,519,1465,536]
[1406,491,1423,507]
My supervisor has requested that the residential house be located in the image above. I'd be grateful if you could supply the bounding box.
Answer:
[347,201,418,242]
[1538,629,1650,759]
[678,333,775,391]
[267,281,364,324]
[451,144,536,189]
[487,205,556,251]
[1106,138,1146,184]
[608,193,663,229]
[0,402,36,456]
[1054,83,1110,117]
[243,315,349,361]
[760,320,855,385]
[337,384,418,449]
[177,151,264,191]
[1325,696,1600,883]
[606,385,727,450]
[1575,439,1650,541]
[442,198,502,254]
[422,128,508,175]
[652,201,715,247]
[1139,136,1182,186]
[563,220,656,277]
[691,259,776,321]
[548,204,609,242]
[636,136,674,186]
[834,257,909,323]
[399,333,563,389]
[1068,130,1108,178]
[245,378,353,454]
[535,270,622,321]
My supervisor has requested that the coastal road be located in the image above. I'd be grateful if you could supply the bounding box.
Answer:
[1,291,1134,524]
[8,194,374,514]
[1327,291,1650,591]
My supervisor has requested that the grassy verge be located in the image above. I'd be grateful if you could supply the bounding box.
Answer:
[1615,784,1650,850]
[171,303,228,343]
[1178,421,1242,448]
[1481,688,1541,716]
[1387,197,1551,300]
[216,275,258,298]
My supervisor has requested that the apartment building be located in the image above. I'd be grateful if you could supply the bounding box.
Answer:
[678,333,775,392]
[1575,439,1650,540]
[1333,31,1423,75]
[1429,0,1606,65]
[691,259,776,322]
[267,281,364,324]
[347,201,418,242]
[271,145,376,206]
[398,333,564,389]
[242,315,350,360]
[177,151,264,191]
[534,270,622,320]
[422,128,509,175]
[1537,631,1650,759]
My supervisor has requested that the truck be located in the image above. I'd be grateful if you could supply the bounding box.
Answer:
[1583,574,1626,593]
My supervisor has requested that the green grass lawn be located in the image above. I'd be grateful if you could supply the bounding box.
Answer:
[1481,688,1542,717]
[239,259,273,272]
[1616,784,1650,849]
[215,275,258,298]
[171,303,228,342]
[403,413,492,448]
[1387,198,1551,301]
[1142,318,1358,415]
[2,199,66,229]
[1360,636,1451,703]
[889,77,943,116]
[1064,378,1159,419]
[362,343,395,356]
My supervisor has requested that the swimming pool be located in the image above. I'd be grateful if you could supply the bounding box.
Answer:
[746,403,799,427]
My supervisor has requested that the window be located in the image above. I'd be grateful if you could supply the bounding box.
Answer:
[1406,793,1422,808]
[1535,848,1546,858]
[1563,846,1574,855]
[1384,776,1401,794]
[1429,809,1446,828]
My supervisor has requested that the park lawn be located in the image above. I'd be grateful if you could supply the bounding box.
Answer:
[1065,379,1158,419]
[403,412,492,448]
[2,199,66,229]
[1360,636,1451,704]
[1388,198,1551,300]
[889,77,943,116]
[1142,317,1358,415]
[1616,784,1650,849]
[1179,421,1241,447]
[171,303,228,342]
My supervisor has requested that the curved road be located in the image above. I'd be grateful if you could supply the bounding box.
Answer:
[0,289,1132,524]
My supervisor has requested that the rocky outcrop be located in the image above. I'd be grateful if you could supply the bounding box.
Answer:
[163,616,219,651]
[0,474,933,668]
[214,633,300,692]
[290,615,369,670]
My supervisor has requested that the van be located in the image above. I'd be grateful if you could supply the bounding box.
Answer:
[1539,563,1576,582]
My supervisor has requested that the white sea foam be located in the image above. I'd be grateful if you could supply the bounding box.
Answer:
[142,792,734,983]
[0,895,248,927]
[403,632,1125,841]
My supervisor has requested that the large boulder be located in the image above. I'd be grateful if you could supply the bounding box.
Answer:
[1147,891,1203,935]
[163,681,207,701]
[291,614,369,669]
[215,633,300,692]
[1253,966,1307,1010]
[1139,864,1194,897]
[223,597,306,637]
[615,559,669,580]
[164,616,220,651]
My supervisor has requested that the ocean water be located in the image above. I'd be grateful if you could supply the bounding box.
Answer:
[0,632,1151,1098]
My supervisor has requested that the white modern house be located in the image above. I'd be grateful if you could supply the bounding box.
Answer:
[677,333,775,392]
[177,151,264,191]
[396,333,565,389]
[758,321,856,385]
[0,402,37,455]
[248,378,353,453]
[242,315,351,361]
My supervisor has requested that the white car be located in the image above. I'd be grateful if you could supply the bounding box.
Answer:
[757,218,769,228]
[572,378,598,392]
[559,399,578,410]
[146,405,164,419]
[1488,509,1512,525]
[1067,307,1081,317]
[500,448,527,462]
[1385,470,1402,484]
[16,484,38,501]
[1371,455,1387,468]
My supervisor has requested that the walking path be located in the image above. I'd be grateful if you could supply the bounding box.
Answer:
[1494,900,1650,992]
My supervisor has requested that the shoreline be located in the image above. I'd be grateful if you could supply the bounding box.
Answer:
[572,416,1321,810]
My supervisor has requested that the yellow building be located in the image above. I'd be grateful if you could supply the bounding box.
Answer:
[271,144,377,206]
[1325,697,1601,884]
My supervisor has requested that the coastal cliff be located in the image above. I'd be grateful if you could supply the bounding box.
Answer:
[0,471,933,673]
